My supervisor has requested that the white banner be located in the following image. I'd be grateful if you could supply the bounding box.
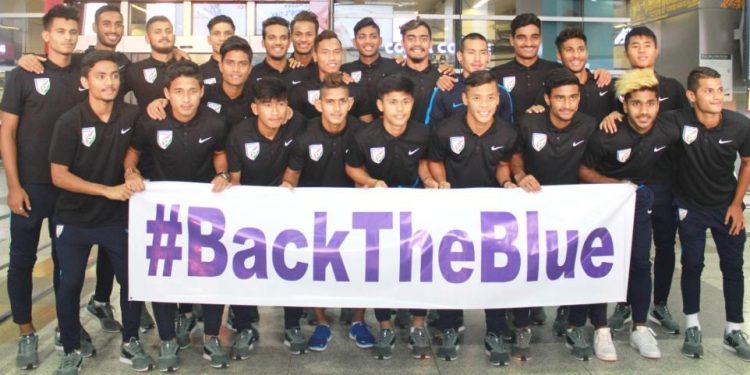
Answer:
[129,182,635,309]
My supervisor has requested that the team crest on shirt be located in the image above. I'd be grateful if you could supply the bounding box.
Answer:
[307,90,320,105]
[532,133,547,152]
[34,78,50,95]
[157,130,173,149]
[207,102,222,113]
[81,127,96,147]
[203,77,217,85]
[143,67,158,84]
[350,71,362,83]
[682,126,698,144]
[449,136,465,154]
[617,148,632,163]
[245,142,260,160]
[370,147,385,164]
[502,76,516,92]
[309,144,324,162]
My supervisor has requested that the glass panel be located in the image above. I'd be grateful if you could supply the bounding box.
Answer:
[460,0,516,15]
[254,3,310,35]
[129,2,184,36]
[333,0,448,15]
[192,3,247,36]
[0,0,44,13]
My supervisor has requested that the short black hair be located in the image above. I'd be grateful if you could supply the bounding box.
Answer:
[625,26,657,49]
[146,16,172,32]
[253,77,287,103]
[291,11,319,33]
[320,72,349,94]
[43,4,79,30]
[544,68,580,95]
[207,15,235,32]
[262,16,290,39]
[220,36,252,61]
[94,5,121,23]
[464,70,497,91]
[354,17,380,36]
[165,60,202,89]
[399,19,431,38]
[460,33,487,52]
[314,30,341,51]
[687,66,721,92]
[81,50,119,78]
[555,27,587,51]
[377,74,414,99]
[510,13,541,37]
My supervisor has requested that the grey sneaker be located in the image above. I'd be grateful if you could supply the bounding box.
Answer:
[681,326,703,359]
[231,328,257,360]
[86,296,122,333]
[512,327,532,361]
[283,327,306,355]
[120,337,155,372]
[565,327,593,361]
[175,313,197,349]
[16,333,39,370]
[484,332,510,366]
[649,304,680,334]
[531,307,547,325]
[408,326,431,359]
[203,336,230,368]
[373,328,396,360]
[55,327,96,358]
[553,307,569,336]
[723,330,750,361]
[158,338,180,372]
[437,328,459,361]
[607,304,632,332]
[140,307,155,333]
[54,351,82,375]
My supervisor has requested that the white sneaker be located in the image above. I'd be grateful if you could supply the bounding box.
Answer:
[593,328,617,361]
[629,326,661,359]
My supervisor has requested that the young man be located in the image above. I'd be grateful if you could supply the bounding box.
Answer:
[249,17,294,83]
[397,19,443,124]
[281,72,374,352]
[226,77,308,354]
[425,33,513,126]
[290,11,319,70]
[201,15,235,87]
[667,67,750,361]
[286,30,373,122]
[604,26,690,335]
[427,70,518,366]
[579,68,681,360]
[512,69,609,362]
[124,16,177,109]
[50,50,153,374]
[345,74,436,360]
[0,5,91,369]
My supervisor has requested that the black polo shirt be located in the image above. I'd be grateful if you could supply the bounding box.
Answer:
[428,113,517,188]
[286,72,372,120]
[346,119,429,187]
[202,82,254,127]
[341,56,402,117]
[582,117,680,184]
[664,108,750,209]
[400,63,441,123]
[578,70,617,124]
[227,111,306,186]
[124,56,176,108]
[83,46,131,101]
[0,59,88,184]
[131,106,226,183]
[288,116,366,187]
[517,112,597,185]
[49,100,140,227]
[490,58,562,122]
[200,57,222,87]
[248,58,293,83]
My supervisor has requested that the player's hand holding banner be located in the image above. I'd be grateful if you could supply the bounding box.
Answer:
[128,182,635,309]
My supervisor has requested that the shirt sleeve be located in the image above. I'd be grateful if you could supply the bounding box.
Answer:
[287,133,306,171]
[581,130,605,169]
[739,120,750,157]
[0,69,25,115]
[48,113,78,166]
[130,116,149,152]
[345,133,365,167]
[213,121,227,153]
[427,127,447,161]
[226,129,242,173]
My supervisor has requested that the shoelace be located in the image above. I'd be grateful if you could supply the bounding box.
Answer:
[127,339,145,355]
[19,335,35,354]
[61,353,80,367]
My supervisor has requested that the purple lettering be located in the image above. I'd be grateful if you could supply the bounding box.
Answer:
[581,228,614,278]
[272,229,308,281]
[313,212,350,281]
[399,212,433,282]
[545,230,579,280]
[438,230,474,283]
[480,212,520,282]
[526,211,540,281]
[232,227,267,279]
[187,207,227,277]
[352,212,392,282]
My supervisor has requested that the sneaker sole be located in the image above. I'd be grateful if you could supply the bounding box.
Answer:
[485,350,510,366]
[284,341,306,355]
[158,361,179,372]
[681,349,703,359]
[648,314,679,334]
[565,342,592,361]
[17,361,39,370]
[119,357,154,372]
[437,346,459,361]
[722,343,750,361]
[408,343,432,359]
[373,343,395,360]
[231,342,254,360]
[348,333,374,349]
[628,342,661,359]
[595,353,618,362]
[202,353,229,368]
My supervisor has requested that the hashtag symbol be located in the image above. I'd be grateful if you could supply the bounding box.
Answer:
[146,204,183,276]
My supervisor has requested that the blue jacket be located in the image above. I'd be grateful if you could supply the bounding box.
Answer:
[424,74,514,126]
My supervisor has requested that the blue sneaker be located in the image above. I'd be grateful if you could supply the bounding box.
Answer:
[348,321,375,348]
[308,325,332,352]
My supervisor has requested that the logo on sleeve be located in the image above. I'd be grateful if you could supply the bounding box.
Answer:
[616,148,632,163]
[143,68,158,84]
[34,78,50,95]
[307,90,320,105]
[245,142,260,160]
[502,76,516,92]
[203,77,217,85]
[350,71,362,83]
[449,136,465,154]
[370,147,385,164]
[682,126,698,144]
[309,144,324,161]
[207,102,222,113]
[81,127,96,147]
[532,133,547,152]
[157,130,173,149]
